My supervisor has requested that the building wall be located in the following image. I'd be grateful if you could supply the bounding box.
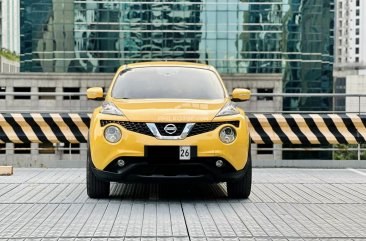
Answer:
[0,0,2,48]
[0,73,282,167]
[20,1,334,112]
[344,72,366,114]
[334,0,366,112]
[0,0,20,54]
[0,56,19,73]
[0,0,20,73]
[335,0,365,69]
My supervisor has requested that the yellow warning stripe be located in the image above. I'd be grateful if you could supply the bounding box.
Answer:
[69,113,89,140]
[0,115,22,143]
[30,113,59,143]
[255,114,281,144]
[272,114,301,144]
[291,114,320,144]
[347,114,366,141]
[309,114,337,144]
[49,114,78,143]
[248,121,264,144]
[11,114,40,143]
[328,114,357,144]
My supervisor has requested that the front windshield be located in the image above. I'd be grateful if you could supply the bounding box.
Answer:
[112,67,225,100]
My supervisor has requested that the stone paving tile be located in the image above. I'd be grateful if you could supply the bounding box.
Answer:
[0,168,366,240]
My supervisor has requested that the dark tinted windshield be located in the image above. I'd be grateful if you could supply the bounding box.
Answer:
[112,67,225,99]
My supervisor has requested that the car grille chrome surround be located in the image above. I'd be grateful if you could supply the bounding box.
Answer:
[147,123,195,140]
[100,120,240,139]
[155,123,186,136]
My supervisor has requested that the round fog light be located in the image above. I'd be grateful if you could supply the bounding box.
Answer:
[216,160,224,168]
[117,159,126,167]
[104,125,122,143]
[219,126,236,144]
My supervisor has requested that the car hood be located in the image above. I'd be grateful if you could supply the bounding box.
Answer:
[112,99,228,122]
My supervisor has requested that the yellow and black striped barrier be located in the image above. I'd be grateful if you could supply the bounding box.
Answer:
[248,114,366,145]
[0,113,90,144]
[0,113,365,145]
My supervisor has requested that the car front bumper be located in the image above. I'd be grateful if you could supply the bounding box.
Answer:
[89,114,251,178]
[91,156,251,183]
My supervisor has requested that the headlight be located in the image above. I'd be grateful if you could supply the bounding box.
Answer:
[219,126,236,144]
[216,102,239,117]
[104,125,122,143]
[101,101,124,116]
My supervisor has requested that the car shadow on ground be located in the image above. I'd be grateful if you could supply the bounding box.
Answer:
[108,182,229,201]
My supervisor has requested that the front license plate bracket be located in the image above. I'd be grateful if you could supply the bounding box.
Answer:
[179,146,191,160]
[144,146,197,162]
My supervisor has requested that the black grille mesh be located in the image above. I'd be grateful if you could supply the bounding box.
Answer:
[100,120,239,137]
[100,120,154,137]
[188,121,240,137]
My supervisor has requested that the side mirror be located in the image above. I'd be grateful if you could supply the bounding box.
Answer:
[87,87,104,100]
[231,88,251,102]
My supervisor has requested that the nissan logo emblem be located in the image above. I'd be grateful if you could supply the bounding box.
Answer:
[164,124,177,135]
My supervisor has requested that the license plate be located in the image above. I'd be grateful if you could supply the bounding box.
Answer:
[179,146,191,160]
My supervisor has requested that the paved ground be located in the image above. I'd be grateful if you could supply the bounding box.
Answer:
[0,168,366,241]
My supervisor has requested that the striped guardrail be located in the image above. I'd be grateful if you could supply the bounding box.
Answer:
[249,114,366,145]
[0,113,365,145]
[0,113,90,144]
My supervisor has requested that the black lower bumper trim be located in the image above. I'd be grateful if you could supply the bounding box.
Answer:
[91,158,250,184]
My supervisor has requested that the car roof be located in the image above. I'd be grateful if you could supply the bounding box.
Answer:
[120,61,212,71]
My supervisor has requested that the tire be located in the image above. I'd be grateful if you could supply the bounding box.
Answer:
[227,146,252,199]
[86,146,110,199]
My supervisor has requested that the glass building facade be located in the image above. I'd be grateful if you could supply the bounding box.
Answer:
[21,0,334,110]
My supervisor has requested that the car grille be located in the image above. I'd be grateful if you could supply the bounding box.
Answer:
[188,121,240,137]
[155,123,186,136]
[100,120,239,137]
[100,120,154,137]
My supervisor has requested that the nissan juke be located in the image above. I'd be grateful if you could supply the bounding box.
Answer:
[87,61,252,198]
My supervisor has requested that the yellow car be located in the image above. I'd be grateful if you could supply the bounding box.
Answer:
[87,61,252,198]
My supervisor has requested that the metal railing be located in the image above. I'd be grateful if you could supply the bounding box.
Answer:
[1,92,365,113]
